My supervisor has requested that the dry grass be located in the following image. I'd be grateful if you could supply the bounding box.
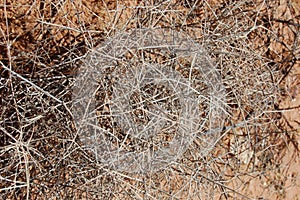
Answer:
[0,0,299,199]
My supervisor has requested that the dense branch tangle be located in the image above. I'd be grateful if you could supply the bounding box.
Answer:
[72,28,226,173]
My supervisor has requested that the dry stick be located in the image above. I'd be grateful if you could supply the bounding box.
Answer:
[1,61,63,103]
[1,61,78,173]
[0,61,73,117]
[0,184,28,192]
[196,172,254,200]
[172,164,254,200]
[37,20,82,33]
[3,0,30,198]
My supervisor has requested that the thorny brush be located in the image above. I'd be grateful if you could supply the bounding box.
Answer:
[0,0,299,199]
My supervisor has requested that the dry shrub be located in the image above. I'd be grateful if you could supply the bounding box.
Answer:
[0,0,299,199]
